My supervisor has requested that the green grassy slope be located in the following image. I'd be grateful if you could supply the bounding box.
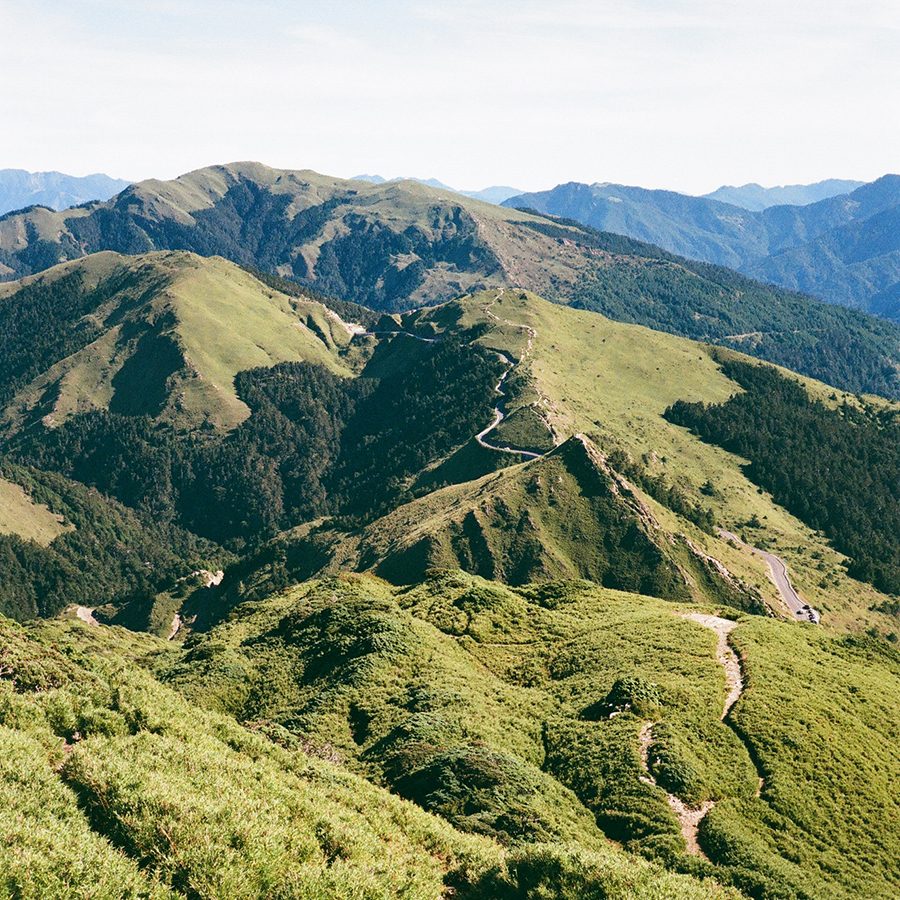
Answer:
[714,620,900,898]
[275,435,761,612]
[0,609,734,899]
[0,162,896,397]
[157,570,900,898]
[0,474,70,545]
[0,251,354,434]
[4,274,894,630]
[403,290,899,632]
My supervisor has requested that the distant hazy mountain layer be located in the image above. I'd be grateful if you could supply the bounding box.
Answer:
[0,168,130,214]
[504,176,900,318]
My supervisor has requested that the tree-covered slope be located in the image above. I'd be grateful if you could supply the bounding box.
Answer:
[0,460,219,621]
[666,358,900,595]
[0,163,897,396]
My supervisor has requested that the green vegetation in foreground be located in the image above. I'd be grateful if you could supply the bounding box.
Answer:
[717,618,900,898]
[156,570,900,897]
[0,610,732,899]
[666,358,900,597]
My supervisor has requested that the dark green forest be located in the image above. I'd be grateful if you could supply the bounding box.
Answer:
[0,463,218,620]
[12,339,504,548]
[665,360,900,595]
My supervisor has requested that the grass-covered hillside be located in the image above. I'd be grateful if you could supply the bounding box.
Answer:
[4,566,896,897]
[4,277,896,632]
[0,603,737,899]
[0,162,897,397]
[0,250,355,434]
[229,434,762,615]
[154,570,899,898]
[402,290,899,632]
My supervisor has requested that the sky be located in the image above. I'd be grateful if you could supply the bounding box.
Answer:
[1,0,898,194]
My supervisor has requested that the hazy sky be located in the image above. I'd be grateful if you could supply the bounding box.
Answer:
[2,0,897,193]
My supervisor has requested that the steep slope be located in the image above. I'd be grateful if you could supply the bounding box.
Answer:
[504,176,900,319]
[0,460,219,620]
[0,250,355,433]
[0,161,897,396]
[0,168,130,215]
[5,275,893,630]
[703,179,863,211]
[252,435,760,614]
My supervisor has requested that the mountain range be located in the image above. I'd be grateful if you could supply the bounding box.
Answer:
[0,161,897,399]
[702,178,864,210]
[504,175,900,319]
[0,168,130,215]
[1,160,898,898]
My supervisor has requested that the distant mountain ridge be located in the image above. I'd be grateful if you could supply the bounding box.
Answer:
[504,175,900,319]
[703,178,864,210]
[352,172,522,204]
[0,168,130,215]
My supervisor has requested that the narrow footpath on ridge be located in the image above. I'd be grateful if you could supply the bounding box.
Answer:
[638,612,764,859]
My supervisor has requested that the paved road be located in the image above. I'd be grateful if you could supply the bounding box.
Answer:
[355,292,544,461]
[719,529,819,623]
[475,351,543,459]
[361,329,437,343]
[474,291,545,460]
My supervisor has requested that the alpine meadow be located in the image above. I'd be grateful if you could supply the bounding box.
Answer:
[1,3,898,899]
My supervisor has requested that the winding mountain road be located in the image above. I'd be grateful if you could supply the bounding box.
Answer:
[718,529,818,622]
[474,291,546,460]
